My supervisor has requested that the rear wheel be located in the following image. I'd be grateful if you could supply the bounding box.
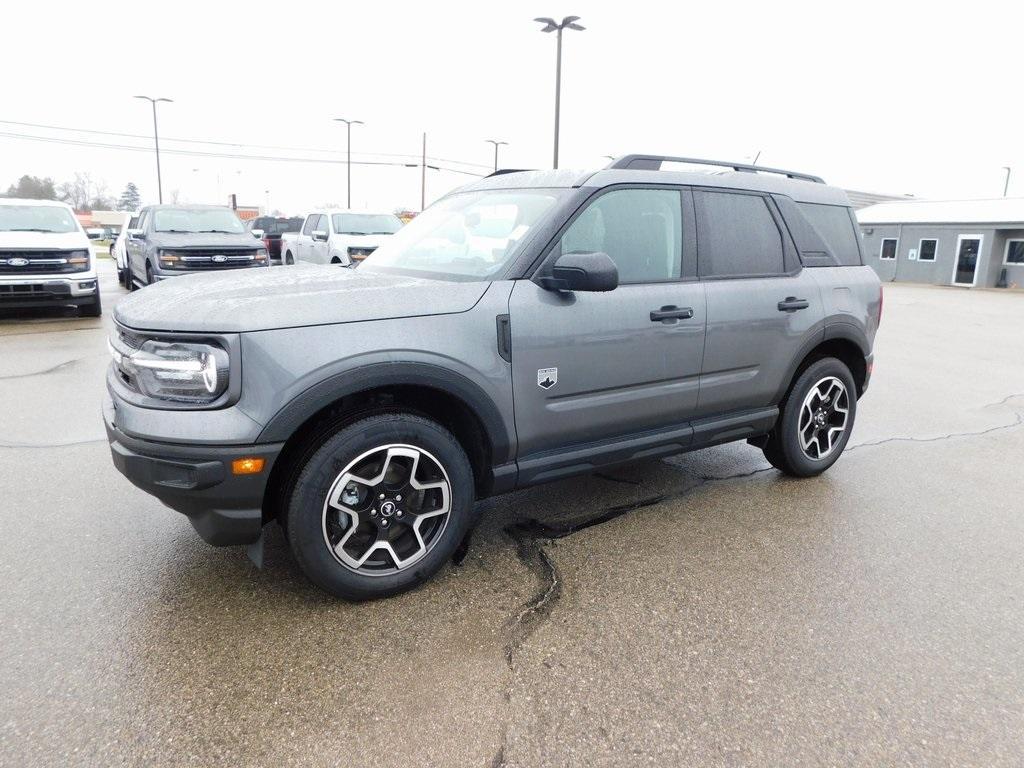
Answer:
[285,251,294,265]
[763,357,856,477]
[286,413,475,601]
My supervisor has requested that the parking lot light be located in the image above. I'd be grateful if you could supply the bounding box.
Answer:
[333,118,364,209]
[534,15,585,169]
[485,139,508,172]
[134,95,173,204]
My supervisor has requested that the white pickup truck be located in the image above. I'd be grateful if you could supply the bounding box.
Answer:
[0,198,101,316]
[280,209,403,266]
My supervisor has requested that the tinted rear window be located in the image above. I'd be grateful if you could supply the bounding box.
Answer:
[797,203,861,266]
[697,192,784,277]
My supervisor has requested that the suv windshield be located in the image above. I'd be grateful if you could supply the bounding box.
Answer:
[331,213,403,236]
[0,205,79,233]
[152,208,245,234]
[362,190,562,281]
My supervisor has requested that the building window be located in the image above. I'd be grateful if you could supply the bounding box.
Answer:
[879,238,898,260]
[918,239,937,262]
[1004,240,1024,265]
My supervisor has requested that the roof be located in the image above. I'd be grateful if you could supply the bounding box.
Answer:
[857,197,1024,226]
[462,167,849,206]
[843,189,914,210]
[0,197,74,209]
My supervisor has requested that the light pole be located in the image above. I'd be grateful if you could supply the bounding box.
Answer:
[1003,166,1012,197]
[134,95,172,203]
[333,118,364,209]
[534,15,584,169]
[485,139,508,172]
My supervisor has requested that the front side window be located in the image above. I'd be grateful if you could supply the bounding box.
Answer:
[0,205,79,233]
[558,188,682,283]
[363,189,563,281]
[1005,240,1024,265]
[797,202,861,266]
[301,215,318,236]
[880,238,898,260]
[698,192,784,277]
[918,239,937,262]
[332,213,403,236]
[152,208,245,234]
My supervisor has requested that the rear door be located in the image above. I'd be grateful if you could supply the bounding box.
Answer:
[510,186,707,462]
[694,189,824,417]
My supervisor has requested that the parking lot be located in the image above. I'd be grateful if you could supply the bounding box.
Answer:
[1,261,1022,767]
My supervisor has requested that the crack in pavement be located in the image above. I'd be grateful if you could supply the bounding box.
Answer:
[0,354,104,381]
[0,438,105,450]
[489,391,1024,765]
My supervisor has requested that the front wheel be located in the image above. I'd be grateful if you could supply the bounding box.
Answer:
[81,289,102,317]
[763,357,857,477]
[286,413,475,601]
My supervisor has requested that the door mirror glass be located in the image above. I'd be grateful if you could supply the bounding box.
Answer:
[312,230,329,242]
[251,228,265,239]
[541,251,619,292]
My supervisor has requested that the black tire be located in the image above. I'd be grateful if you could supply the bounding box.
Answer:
[285,251,294,265]
[145,262,154,286]
[81,289,102,317]
[286,413,475,601]
[762,357,857,478]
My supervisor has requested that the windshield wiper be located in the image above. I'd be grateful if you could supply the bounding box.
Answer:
[6,227,59,233]
[196,229,237,234]
[157,229,197,234]
[370,231,396,235]
[340,231,369,236]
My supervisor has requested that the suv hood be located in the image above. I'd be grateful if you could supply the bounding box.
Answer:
[148,231,262,249]
[0,231,90,250]
[114,263,491,333]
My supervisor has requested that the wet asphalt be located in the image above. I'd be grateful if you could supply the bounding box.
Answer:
[1,261,1022,767]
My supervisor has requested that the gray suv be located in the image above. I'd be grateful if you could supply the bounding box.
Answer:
[104,155,882,600]
[123,205,269,290]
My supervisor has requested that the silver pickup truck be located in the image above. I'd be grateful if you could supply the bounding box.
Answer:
[280,209,404,266]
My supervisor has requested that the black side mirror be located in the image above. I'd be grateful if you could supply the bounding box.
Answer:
[540,251,619,292]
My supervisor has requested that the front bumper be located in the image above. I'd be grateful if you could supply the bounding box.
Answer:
[0,276,98,306]
[103,395,283,546]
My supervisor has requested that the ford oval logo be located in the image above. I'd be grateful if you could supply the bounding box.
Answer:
[211,254,228,263]
[8,257,30,267]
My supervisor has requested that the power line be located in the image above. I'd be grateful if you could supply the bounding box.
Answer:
[0,119,493,170]
[0,130,486,177]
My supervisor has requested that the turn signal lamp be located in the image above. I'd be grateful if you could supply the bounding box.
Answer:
[232,457,266,475]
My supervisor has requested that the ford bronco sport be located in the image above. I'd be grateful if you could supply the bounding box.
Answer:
[105,155,882,600]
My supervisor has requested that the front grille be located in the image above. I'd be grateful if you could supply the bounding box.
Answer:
[0,283,71,299]
[165,249,262,270]
[0,250,89,274]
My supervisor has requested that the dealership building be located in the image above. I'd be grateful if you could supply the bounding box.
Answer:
[857,198,1024,289]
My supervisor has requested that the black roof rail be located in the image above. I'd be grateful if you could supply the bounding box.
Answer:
[605,155,824,184]
[486,168,536,177]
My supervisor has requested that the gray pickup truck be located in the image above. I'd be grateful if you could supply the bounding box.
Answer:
[104,155,882,600]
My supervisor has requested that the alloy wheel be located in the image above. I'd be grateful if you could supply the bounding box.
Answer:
[321,444,452,575]
[797,376,850,460]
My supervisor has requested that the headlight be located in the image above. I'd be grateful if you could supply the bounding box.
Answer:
[254,248,268,266]
[67,249,90,272]
[159,250,186,269]
[113,339,229,403]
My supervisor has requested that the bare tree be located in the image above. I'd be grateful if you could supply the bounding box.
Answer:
[57,172,112,212]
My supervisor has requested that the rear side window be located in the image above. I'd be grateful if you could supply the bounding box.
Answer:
[797,203,861,266]
[559,188,682,283]
[697,192,783,277]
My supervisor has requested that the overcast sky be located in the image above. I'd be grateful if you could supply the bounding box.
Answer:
[2,0,1021,213]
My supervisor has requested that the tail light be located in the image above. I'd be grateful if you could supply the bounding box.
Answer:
[262,237,272,251]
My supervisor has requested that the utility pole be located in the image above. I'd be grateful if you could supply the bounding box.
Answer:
[134,95,173,203]
[421,133,427,212]
[485,139,508,172]
[333,118,364,209]
[535,16,584,169]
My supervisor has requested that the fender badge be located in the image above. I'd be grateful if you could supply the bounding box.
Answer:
[537,367,558,390]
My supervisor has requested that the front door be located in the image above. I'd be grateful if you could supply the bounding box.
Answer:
[952,234,983,286]
[510,186,706,463]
